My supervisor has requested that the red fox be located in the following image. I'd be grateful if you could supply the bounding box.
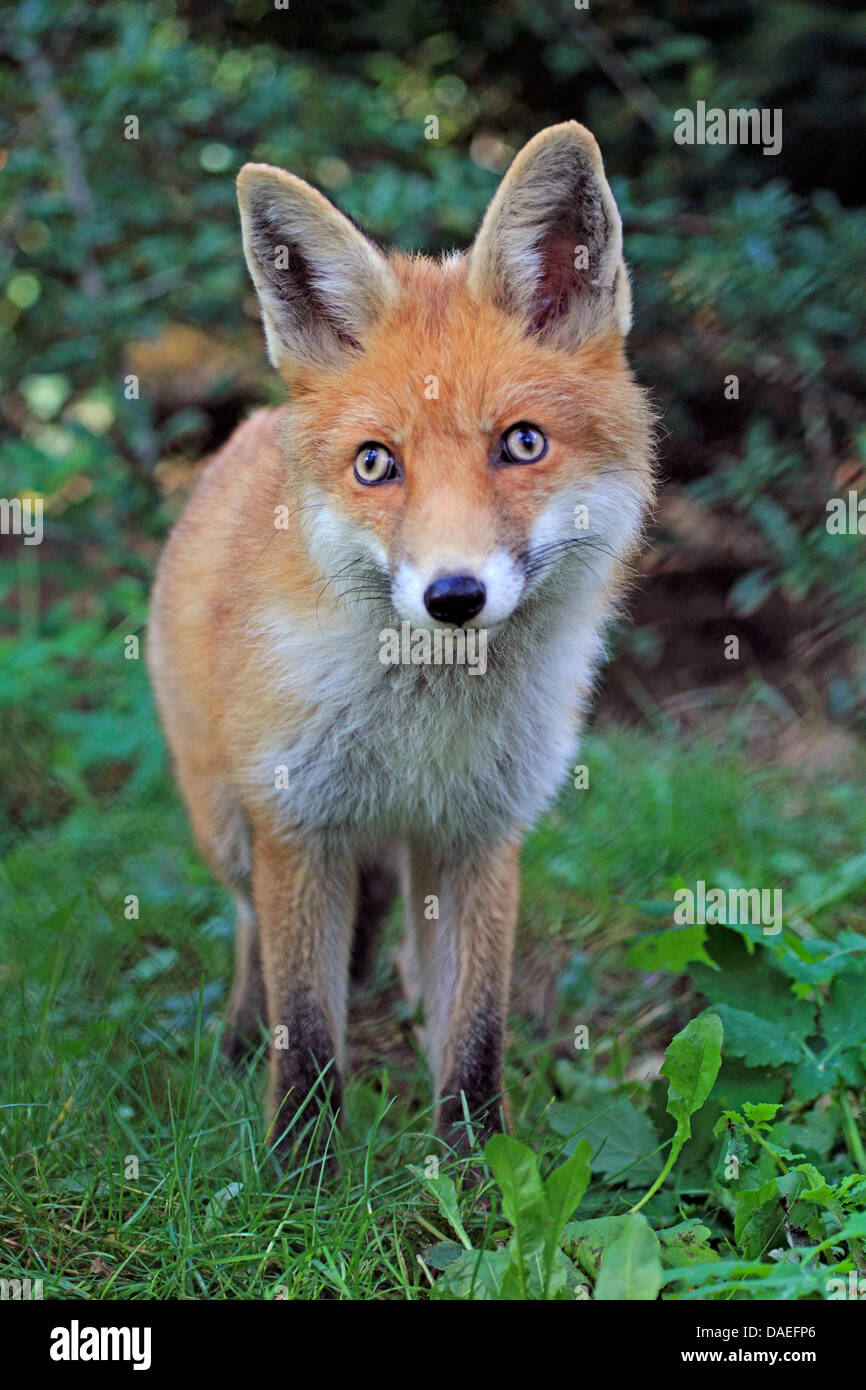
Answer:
[148,121,655,1158]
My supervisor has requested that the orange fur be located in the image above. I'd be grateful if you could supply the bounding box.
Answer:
[148,122,655,1159]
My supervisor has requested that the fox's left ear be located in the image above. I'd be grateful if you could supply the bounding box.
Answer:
[466,121,631,347]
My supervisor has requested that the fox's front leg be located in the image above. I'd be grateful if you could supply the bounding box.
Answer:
[405,837,521,1148]
[251,825,357,1156]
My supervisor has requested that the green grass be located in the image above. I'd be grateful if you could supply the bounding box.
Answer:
[2,677,866,1299]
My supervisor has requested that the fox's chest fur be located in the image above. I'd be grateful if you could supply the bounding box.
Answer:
[247,572,608,848]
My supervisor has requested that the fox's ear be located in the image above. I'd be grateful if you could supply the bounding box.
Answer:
[466,121,631,347]
[237,164,398,376]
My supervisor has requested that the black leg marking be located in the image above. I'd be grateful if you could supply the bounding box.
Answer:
[439,1001,506,1150]
[270,988,342,1155]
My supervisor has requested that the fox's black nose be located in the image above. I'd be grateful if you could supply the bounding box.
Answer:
[423,574,486,626]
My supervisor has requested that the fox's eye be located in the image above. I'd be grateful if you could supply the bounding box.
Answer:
[354,442,398,485]
[501,422,548,465]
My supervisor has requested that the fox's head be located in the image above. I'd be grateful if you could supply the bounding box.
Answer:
[237,122,654,633]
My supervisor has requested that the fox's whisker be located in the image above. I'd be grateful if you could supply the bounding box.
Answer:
[519,533,617,584]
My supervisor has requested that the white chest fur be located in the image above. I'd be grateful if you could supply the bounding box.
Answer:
[246,575,611,850]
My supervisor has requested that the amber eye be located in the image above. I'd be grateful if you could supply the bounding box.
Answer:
[354,442,398,485]
[501,422,548,465]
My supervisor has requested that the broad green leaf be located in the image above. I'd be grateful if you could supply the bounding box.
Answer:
[793,1164,836,1206]
[710,1057,786,1112]
[543,1138,592,1231]
[692,930,815,1053]
[542,1139,591,1290]
[658,1220,720,1268]
[714,1004,810,1067]
[771,1108,837,1161]
[434,1247,512,1300]
[790,1045,862,1101]
[734,1175,778,1245]
[527,1246,582,1300]
[484,1134,547,1296]
[823,971,866,1054]
[549,1093,661,1186]
[835,1174,866,1206]
[562,1215,634,1278]
[736,1171,819,1259]
[498,1246,529,1301]
[663,1012,724,1141]
[831,1211,866,1244]
[742,1102,781,1126]
[423,1240,464,1271]
[631,1013,723,1212]
[777,929,866,987]
[594,1215,662,1301]
[627,921,714,973]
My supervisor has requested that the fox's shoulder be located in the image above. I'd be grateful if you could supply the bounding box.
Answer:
[166,405,290,547]
[154,404,314,621]
[194,405,288,494]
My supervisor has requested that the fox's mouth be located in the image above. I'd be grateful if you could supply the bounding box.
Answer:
[327,535,607,631]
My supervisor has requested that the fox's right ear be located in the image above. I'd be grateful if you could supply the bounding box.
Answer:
[237,164,398,378]
[466,121,631,349]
